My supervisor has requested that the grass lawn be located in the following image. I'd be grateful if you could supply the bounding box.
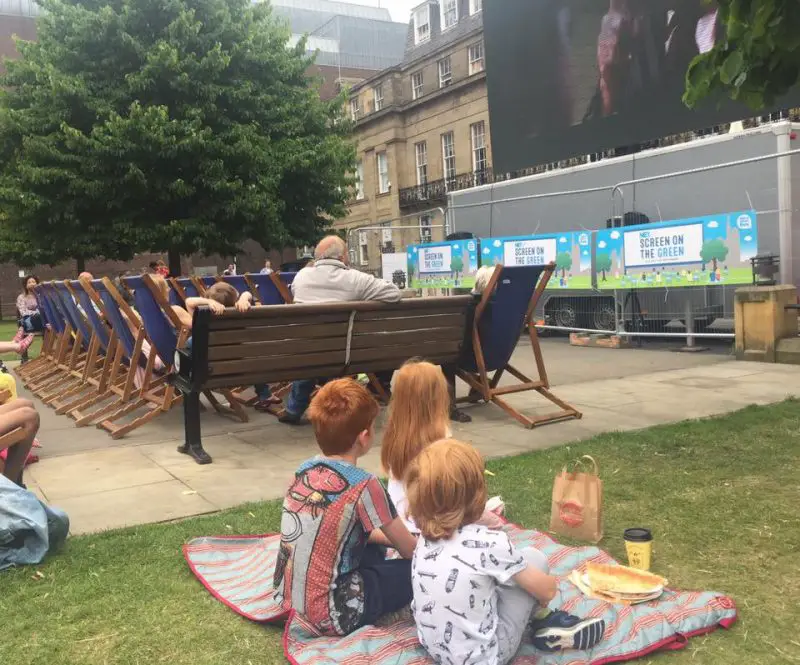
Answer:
[1,402,799,665]
[0,320,42,362]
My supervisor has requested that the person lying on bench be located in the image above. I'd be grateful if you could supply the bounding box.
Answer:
[169,280,280,410]
[0,398,41,488]
[273,379,417,636]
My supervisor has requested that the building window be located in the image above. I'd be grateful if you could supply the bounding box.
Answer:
[380,221,393,250]
[469,0,482,15]
[350,97,361,120]
[438,56,452,88]
[373,84,384,112]
[355,160,364,200]
[440,0,458,30]
[419,214,433,244]
[376,151,390,194]
[411,71,424,100]
[415,141,428,186]
[358,230,369,266]
[414,5,430,44]
[441,132,456,183]
[471,121,488,174]
[468,41,485,75]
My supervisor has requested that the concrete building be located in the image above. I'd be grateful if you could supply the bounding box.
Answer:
[340,0,489,273]
[270,0,407,100]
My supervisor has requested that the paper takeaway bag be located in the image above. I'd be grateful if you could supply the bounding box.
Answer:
[550,455,603,543]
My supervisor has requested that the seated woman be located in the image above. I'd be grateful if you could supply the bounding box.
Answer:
[1,275,41,361]
[0,398,40,487]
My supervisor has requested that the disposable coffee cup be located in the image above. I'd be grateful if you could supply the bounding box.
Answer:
[624,528,653,571]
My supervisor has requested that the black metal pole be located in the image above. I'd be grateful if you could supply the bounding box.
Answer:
[177,390,211,464]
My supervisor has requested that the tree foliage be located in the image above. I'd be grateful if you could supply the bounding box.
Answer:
[0,0,355,267]
[556,251,572,278]
[700,239,729,271]
[595,252,612,281]
[684,0,800,109]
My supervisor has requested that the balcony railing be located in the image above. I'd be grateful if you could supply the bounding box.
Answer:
[399,169,493,207]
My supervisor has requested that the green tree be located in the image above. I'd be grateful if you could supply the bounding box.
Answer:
[0,0,355,273]
[595,252,612,281]
[450,253,464,278]
[700,239,730,272]
[556,251,572,279]
[684,1,800,109]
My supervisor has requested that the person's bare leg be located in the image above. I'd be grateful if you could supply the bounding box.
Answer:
[0,341,22,354]
[0,402,39,484]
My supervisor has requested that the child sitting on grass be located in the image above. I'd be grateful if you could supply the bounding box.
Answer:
[381,359,503,535]
[274,378,417,636]
[406,439,605,664]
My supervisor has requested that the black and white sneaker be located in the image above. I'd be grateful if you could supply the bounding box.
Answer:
[530,610,605,652]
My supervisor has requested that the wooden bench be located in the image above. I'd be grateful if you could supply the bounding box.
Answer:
[171,296,473,464]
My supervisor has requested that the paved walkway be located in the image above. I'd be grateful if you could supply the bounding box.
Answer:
[18,340,800,535]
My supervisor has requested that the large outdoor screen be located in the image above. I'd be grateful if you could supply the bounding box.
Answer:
[484,0,800,173]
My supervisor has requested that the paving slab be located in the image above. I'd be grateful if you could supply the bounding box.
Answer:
[15,344,800,534]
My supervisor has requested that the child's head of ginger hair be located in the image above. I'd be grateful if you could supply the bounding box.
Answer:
[308,378,379,457]
[380,359,450,480]
[205,282,239,307]
[405,439,487,541]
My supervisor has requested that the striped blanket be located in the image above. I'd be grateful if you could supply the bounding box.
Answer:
[184,525,736,665]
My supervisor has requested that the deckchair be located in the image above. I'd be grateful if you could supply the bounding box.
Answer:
[35,282,101,403]
[171,277,200,304]
[61,279,125,419]
[456,263,582,429]
[168,280,184,307]
[14,284,59,381]
[124,274,248,423]
[48,280,121,415]
[192,275,218,295]
[16,283,64,384]
[245,272,295,305]
[23,283,81,393]
[221,274,250,297]
[74,278,180,439]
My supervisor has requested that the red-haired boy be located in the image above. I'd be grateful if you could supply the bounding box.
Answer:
[273,378,417,636]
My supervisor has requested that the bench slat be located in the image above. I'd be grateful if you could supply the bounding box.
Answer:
[202,354,459,389]
[209,322,350,346]
[206,326,464,361]
[207,339,461,378]
[353,313,465,334]
[207,311,353,331]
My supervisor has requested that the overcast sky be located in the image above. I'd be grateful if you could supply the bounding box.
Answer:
[357,0,417,23]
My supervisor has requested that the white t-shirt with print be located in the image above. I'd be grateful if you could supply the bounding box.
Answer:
[411,524,527,665]
[387,475,418,535]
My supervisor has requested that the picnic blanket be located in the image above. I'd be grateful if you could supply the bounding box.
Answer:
[184,525,736,665]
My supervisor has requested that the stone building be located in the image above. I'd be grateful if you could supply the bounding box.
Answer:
[339,0,489,273]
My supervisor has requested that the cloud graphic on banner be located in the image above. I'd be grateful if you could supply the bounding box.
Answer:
[483,247,490,254]
[413,247,418,253]
[706,220,719,228]
[609,231,620,239]
[559,236,568,243]
[744,235,752,242]
[598,240,607,249]
[493,239,502,248]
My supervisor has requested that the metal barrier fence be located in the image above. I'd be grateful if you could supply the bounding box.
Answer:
[448,124,800,346]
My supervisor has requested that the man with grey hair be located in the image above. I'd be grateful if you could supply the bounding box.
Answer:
[279,235,401,424]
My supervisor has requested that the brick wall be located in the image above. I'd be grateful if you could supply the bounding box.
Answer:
[0,239,298,320]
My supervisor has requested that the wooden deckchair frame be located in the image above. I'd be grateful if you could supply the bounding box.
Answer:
[137,273,248,424]
[16,284,70,386]
[456,263,582,429]
[47,280,122,414]
[14,285,58,381]
[244,272,294,306]
[71,278,181,439]
[59,279,128,420]
[24,284,89,395]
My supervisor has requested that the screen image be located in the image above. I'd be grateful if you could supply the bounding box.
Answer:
[484,0,800,173]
